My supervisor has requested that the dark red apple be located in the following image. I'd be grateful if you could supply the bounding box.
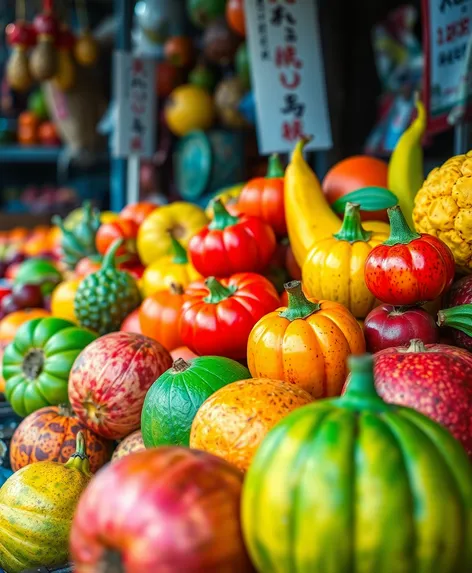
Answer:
[364,304,439,353]
[370,339,472,457]
[12,283,44,309]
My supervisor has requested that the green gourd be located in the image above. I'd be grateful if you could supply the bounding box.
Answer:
[74,239,141,335]
[141,355,250,447]
[242,353,472,573]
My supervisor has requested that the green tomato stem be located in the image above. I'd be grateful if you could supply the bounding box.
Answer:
[437,305,472,336]
[101,239,124,270]
[64,431,92,477]
[204,277,237,303]
[279,280,320,321]
[169,235,188,264]
[266,154,285,178]
[384,205,421,246]
[209,199,240,231]
[333,202,372,243]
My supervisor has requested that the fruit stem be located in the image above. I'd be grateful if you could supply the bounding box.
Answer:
[204,277,237,303]
[58,403,74,417]
[102,239,124,270]
[384,206,421,246]
[333,202,372,243]
[169,234,188,264]
[266,154,285,178]
[209,199,239,231]
[405,338,427,353]
[437,305,472,336]
[172,358,191,372]
[343,354,381,400]
[64,431,92,477]
[169,282,184,296]
[279,281,320,321]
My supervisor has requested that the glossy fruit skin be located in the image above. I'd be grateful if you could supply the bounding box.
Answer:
[364,304,439,352]
[10,405,112,473]
[14,258,63,296]
[171,346,198,361]
[238,157,286,237]
[74,241,142,336]
[120,202,157,226]
[164,84,215,137]
[142,356,250,448]
[3,317,97,417]
[243,355,472,573]
[372,341,472,456]
[142,248,201,297]
[303,203,389,318]
[68,332,172,440]
[70,447,253,573]
[248,286,365,398]
[96,218,139,260]
[188,205,276,277]
[120,308,142,334]
[50,278,80,322]
[137,202,209,266]
[74,255,102,278]
[226,0,245,36]
[180,273,280,360]
[139,285,187,351]
[322,155,389,222]
[0,308,50,341]
[112,430,145,461]
[0,436,92,573]
[443,275,472,350]
[190,378,312,471]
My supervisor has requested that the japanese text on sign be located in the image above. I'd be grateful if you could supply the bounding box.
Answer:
[114,52,156,158]
[246,0,332,154]
[422,0,472,133]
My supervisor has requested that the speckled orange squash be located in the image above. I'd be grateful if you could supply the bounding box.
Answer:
[112,430,145,461]
[247,281,365,398]
[190,377,312,471]
[9,405,113,474]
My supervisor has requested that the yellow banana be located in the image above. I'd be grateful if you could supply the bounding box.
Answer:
[388,96,426,229]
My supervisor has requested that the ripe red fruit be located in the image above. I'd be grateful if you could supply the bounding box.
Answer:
[12,283,44,309]
[1,295,22,315]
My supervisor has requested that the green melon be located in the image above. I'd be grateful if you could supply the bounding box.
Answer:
[141,356,250,447]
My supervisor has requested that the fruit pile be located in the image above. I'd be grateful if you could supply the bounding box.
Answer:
[1,130,472,573]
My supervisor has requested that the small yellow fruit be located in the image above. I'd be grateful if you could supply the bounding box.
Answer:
[164,84,215,137]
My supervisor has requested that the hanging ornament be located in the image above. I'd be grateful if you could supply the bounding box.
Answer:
[5,0,36,93]
[74,0,99,67]
[30,0,59,81]
[53,25,76,91]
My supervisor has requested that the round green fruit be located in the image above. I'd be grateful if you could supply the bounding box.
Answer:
[189,62,218,92]
[187,0,226,28]
[242,354,472,573]
[141,355,250,447]
[14,259,63,296]
[28,89,49,121]
[2,317,97,417]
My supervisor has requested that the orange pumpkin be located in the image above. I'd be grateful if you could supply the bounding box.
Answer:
[8,227,29,243]
[139,283,187,351]
[247,280,365,398]
[120,202,157,226]
[0,308,50,342]
[170,346,198,361]
[9,404,113,473]
[190,378,312,471]
[112,430,145,461]
[17,111,39,145]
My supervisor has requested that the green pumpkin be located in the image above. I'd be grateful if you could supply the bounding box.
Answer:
[74,239,141,336]
[14,258,63,296]
[2,317,97,417]
[187,0,226,28]
[242,354,472,573]
[0,432,91,573]
[142,355,250,447]
[53,201,101,270]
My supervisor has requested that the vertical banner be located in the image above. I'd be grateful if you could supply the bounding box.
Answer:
[114,52,157,158]
[245,0,332,154]
[422,0,472,134]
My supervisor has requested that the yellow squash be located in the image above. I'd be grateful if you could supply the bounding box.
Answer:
[0,432,91,573]
[137,201,208,266]
[285,138,390,267]
[302,202,388,318]
[205,183,245,219]
[142,236,201,297]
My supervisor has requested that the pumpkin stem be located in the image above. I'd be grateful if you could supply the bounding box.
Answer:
[343,354,381,400]
[333,202,372,243]
[58,403,74,417]
[64,431,92,476]
[204,277,237,303]
[209,199,240,231]
[102,239,123,270]
[437,305,472,336]
[404,338,428,353]
[169,282,185,296]
[169,234,188,264]
[266,154,285,178]
[172,358,191,372]
[383,205,421,246]
[279,281,320,320]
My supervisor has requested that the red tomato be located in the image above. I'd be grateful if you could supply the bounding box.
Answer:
[364,206,455,306]
[96,219,139,260]
[179,273,280,360]
[156,61,183,98]
[121,263,145,280]
[188,200,276,277]
[226,0,246,37]
[238,154,286,236]
[75,256,102,278]
[120,202,157,226]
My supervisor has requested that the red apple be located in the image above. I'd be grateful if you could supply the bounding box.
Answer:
[12,283,44,309]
